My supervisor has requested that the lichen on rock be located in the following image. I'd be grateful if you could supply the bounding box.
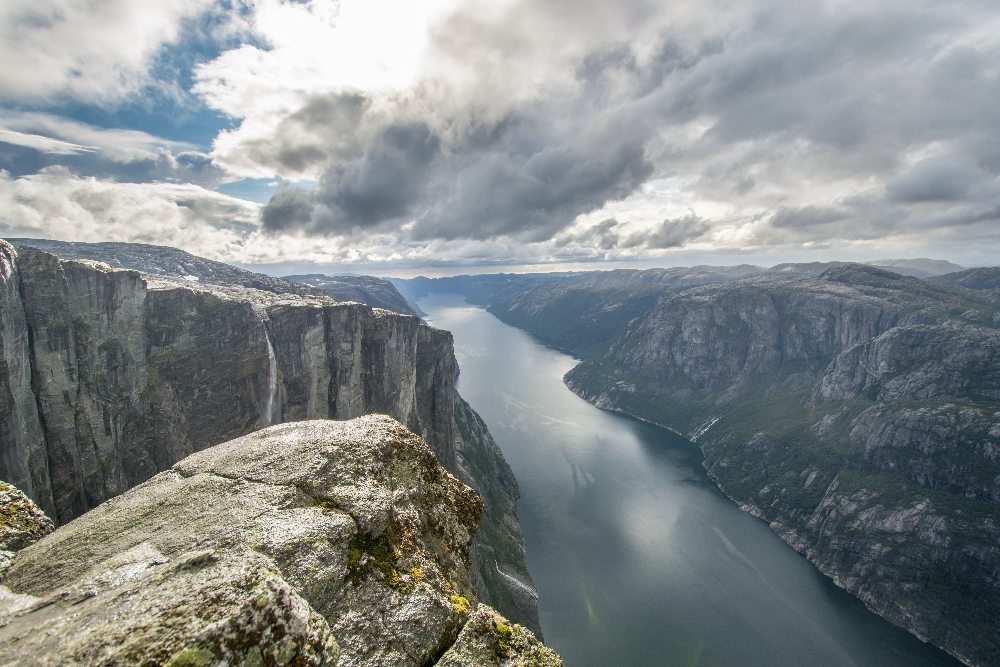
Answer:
[0,480,53,577]
[437,604,563,667]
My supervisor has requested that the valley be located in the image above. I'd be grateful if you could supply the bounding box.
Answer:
[399,262,1000,666]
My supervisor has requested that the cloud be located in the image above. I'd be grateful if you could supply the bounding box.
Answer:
[0,112,222,184]
[556,217,621,251]
[192,0,1000,259]
[4,0,1000,270]
[886,157,984,203]
[620,213,711,249]
[770,206,848,230]
[0,130,96,156]
[0,167,259,258]
[0,0,214,104]
[0,112,199,163]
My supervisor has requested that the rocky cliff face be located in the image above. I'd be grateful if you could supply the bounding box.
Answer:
[0,416,560,666]
[561,266,1000,666]
[0,239,538,632]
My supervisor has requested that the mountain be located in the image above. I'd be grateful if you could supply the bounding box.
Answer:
[0,416,561,666]
[401,263,1000,667]
[286,273,420,316]
[0,239,539,633]
[871,258,966,277]
[931,267,1000,292]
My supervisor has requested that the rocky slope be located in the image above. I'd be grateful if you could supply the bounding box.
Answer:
[394,267,757,358]
[931,267,1000,292]
[11,239,422,316]
[0,416,561,666]
[407,264,1000,666]
[0,239,539,632]
[567,267,1000,666]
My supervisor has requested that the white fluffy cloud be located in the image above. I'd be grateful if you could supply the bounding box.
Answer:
[0,0,215,104]
[0,112,199,163]
[0,168,258,258]
[195,0,461,180]
[0,130,96,157]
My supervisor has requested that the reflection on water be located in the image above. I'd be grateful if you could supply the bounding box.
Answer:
[419,293,958,667]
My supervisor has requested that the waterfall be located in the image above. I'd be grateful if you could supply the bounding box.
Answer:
[689,416,721,442]
[495,560,539,600]
[264,329,278,426]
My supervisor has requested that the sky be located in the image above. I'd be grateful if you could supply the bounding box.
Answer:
[1,0,998,276]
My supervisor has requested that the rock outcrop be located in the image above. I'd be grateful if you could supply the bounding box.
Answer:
[0,481,53,577]
[0,416,560,666]
[0,239,538,631]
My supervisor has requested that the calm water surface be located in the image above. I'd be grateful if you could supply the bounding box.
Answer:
[418,292,959,667]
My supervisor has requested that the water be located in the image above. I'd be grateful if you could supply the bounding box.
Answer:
[417,292,959,667]
[264,328,278,425]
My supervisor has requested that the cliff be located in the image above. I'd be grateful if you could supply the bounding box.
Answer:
[0,239,538,632]
[563,266,1000,666]
[0,416,561,666]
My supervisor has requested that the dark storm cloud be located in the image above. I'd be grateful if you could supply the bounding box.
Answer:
[555,217,621,250]
[621,214,711,249]
[260,187,314,232]
[770,206,848,229]
[886,157,981,203]
[253,0,1000,250]
[230,92,372,178]
[261,108,654,240]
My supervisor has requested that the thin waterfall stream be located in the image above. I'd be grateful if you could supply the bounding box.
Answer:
[264,328,278,426]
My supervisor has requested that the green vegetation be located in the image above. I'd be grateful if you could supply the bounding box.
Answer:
[164,646,214,667]
[346,530,413,592]
[449,594,471,616]
[494,621,513,656]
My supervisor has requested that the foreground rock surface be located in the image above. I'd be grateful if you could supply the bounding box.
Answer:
[0,416,559,666]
